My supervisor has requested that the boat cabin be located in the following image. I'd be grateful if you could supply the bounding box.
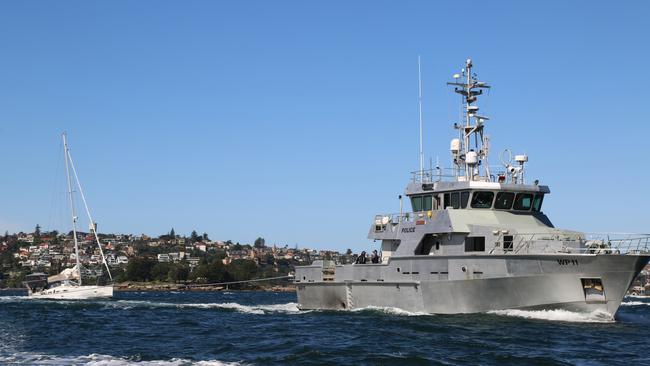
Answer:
[368,181,555,259]
[23,273,48,293]
[405,181,549,214]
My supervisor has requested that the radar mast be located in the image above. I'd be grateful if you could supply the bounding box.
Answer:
[447,59,491,181]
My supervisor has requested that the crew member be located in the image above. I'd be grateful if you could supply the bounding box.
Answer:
[371,250,380,264]
[355,251,367,264]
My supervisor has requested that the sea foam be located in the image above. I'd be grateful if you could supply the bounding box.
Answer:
[488,309,615,323]
[350,306,430,316]
[0,352,243,366]
[620,301,649,307]
[103,300,303,314]
[0,295,306,314]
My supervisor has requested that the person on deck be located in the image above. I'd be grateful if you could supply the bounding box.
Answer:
[355,251,367,264]
[371,250,380,264]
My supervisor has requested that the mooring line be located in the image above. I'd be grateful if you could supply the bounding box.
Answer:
[186,275,293,288]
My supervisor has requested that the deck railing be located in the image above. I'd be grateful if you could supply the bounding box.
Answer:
[490,232,650,255]
[373,211,432,232]
[410,166,507,183]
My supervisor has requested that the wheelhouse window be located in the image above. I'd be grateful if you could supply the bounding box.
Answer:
[445,192,460,209]
[444,192,462,209]
[494,192,515,210]
[450,192,461,209]
[532,194,544,212]
[470,191,494,209]
[423,195,432,211]
[513,193,533,211]
[411,196,422,212]
[465,236,485,252]
[460,191,470,208]
[411,195,433,212]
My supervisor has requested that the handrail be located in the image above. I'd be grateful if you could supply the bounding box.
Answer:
[490,232,650,255]
[410,166,506,183]
[374,211,431,225]
[188,275,293,288]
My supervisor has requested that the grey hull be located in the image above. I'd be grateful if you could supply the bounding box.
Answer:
[296,254,649,315]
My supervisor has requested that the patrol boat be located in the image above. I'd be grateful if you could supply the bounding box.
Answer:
[295,59,650,316]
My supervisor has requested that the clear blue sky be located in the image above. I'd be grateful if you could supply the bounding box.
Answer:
[1,1,648,251]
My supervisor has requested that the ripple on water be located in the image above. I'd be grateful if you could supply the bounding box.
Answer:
[1,291,649,366]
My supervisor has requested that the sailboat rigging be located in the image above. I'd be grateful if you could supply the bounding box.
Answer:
[24,133,113,299]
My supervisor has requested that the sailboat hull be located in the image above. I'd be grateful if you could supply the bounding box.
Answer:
[29,284,113,300]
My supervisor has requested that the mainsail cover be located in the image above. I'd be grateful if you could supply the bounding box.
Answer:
[47,265,80,283]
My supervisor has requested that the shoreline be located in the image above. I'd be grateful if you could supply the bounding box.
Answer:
[0,283,296,293]
[114,282,295,292]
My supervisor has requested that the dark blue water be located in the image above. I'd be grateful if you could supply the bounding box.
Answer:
[1,291,649,365]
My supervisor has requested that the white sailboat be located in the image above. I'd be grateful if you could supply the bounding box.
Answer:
[25,133,113,299]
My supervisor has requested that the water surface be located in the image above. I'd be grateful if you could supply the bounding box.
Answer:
[1,291,648,365]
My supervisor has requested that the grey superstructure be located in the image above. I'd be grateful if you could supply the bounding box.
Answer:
[295,59,650,316]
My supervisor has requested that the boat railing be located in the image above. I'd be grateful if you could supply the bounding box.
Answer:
[490,232,650,255]
[410,166,506,183]
[373,211,433,232]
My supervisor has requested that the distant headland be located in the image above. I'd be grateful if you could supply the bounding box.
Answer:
[0,226,357,290]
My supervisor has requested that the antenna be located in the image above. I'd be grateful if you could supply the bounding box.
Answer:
[447,58,491,181]
[418,55,424,182]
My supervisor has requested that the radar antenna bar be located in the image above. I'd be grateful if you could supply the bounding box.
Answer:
[446,58,491,182]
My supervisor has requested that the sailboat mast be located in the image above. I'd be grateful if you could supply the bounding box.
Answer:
[66,141,113,281]
[63,133,82,285]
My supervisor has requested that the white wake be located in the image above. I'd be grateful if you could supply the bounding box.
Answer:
[351,306,430,316]
[104,300,303,314]
[0,296,304,315]
[0,352,243,366]
[620,301,650,307]
[488,309,615,323]
[0,295,28,302]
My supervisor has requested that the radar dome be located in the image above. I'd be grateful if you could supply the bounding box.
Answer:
[515,154,528,163]
[466,151,478,165]
[450,139,461,153]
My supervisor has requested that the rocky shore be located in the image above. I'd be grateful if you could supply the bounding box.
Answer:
[114,282,295,292]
